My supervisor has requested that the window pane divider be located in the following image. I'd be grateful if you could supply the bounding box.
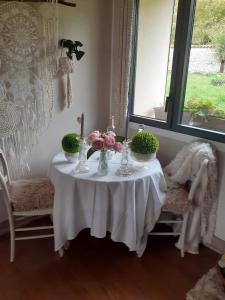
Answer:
[173,124,225,143]
[130,114,170,130]
[169,0,197,130]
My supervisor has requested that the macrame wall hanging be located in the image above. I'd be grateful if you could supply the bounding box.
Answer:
[0,1,58,179]
[59,55,74,109]
[58,39,85,109]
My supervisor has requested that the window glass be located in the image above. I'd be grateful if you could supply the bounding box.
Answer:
[181,0,225,133]
[133,0,177,121]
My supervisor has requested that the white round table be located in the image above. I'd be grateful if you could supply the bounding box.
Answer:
[49,152,167,257]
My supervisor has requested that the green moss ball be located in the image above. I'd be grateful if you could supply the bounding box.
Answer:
[62,133,80,153]
[130,131,159,154]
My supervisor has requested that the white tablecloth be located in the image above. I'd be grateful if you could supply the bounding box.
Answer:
[49,152,166,257]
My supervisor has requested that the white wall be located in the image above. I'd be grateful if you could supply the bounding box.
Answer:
[30,0,112,177]
[134,0,174,116]
[130,123,225,252]
[0,0,112,222]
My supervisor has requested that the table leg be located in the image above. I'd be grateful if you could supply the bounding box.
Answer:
[58,248,64,257]
[64,240,71,250]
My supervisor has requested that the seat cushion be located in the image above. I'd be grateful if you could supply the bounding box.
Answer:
[8,178,54,212]
[162,185,192,215]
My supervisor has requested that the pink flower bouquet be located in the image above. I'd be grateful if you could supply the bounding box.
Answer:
[88,130,123,152]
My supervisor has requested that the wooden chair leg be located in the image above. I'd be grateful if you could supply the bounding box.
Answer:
[7,212,15,263]
[179,212,189,258]
[10,224,15,263]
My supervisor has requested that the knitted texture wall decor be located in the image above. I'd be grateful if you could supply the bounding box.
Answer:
[0,1,58,179]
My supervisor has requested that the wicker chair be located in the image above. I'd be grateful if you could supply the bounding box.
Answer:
[0,151,54,262]
[149,158,209,257]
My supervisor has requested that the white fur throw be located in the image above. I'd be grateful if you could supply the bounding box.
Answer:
[9,178,54,212]
[164,140,218,253]
[186,267,225,300]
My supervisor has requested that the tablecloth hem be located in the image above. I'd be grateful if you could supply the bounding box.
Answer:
[54,226,141,254]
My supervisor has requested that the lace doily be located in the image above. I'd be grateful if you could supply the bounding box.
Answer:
[0,69,50,178]
[0,100,20,138]
[0,1,58,179]
[0,77,20,138]
[0,69,48,127]
[0,1,43,68]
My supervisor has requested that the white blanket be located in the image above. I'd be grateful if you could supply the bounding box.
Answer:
[164,140,218,254]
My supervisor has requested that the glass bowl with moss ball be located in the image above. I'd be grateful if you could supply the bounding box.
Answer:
[62,133,80,163]
[130,131,159,162]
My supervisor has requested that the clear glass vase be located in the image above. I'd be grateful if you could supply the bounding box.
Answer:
[97,150,108,176]
[116,141,134,176]
[75,138,89,173]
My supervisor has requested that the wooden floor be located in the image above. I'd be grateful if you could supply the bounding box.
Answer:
[0,227,219,300]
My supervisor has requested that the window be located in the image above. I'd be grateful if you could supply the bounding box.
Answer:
[130,0,225,143]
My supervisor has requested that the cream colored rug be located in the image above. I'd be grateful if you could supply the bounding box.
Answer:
[186,267,225,300]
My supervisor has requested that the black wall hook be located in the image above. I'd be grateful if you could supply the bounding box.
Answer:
[60,39,85,60]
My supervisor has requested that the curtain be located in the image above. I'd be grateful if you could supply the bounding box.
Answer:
[110,0,136,135]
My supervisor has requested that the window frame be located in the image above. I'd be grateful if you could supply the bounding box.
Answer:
[129,0,225,143]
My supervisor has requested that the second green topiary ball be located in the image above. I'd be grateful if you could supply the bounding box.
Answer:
[62,133,80,153]
[130,131,159,154]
